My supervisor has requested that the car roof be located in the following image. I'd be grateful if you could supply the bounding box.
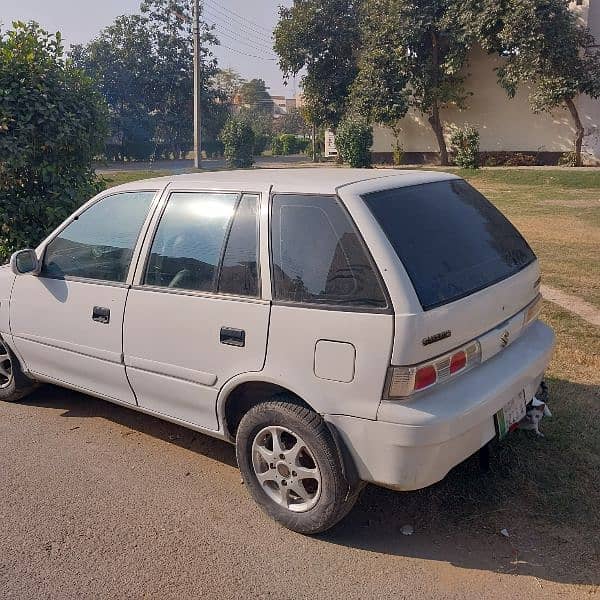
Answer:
[108,168,460,195]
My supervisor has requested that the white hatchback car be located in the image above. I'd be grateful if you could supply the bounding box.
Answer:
[0,169,554,533]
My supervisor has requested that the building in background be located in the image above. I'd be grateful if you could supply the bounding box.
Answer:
[371,0,600,165]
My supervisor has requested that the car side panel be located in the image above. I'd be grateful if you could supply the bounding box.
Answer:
[263,305,393,420]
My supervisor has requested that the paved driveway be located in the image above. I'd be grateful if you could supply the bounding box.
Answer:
[0,386,593,600]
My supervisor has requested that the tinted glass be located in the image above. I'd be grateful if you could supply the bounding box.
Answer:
[43,191,155,282]
[362,180,536,310]
[271,194,387,308]
[145,192,238,292]
[218,194,259,297]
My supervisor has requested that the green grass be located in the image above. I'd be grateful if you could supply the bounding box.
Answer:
[100,170,173,188]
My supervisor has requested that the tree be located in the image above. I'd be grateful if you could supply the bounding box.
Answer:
[274,108,310,136]
[354,0,474,165]
[72,0,222,160]
[274,0,363,128]
[140,0,221,158]
[275,0,473,165]
[237,78,274,115]
[71,15,156,159]
[469,0,600,166]
[0,22,107,261]
[213,68,246,103]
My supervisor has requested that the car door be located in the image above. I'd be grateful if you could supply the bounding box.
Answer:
[10,190,158,404]
[123,189,270,431]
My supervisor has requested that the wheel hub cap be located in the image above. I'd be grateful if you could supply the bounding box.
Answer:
[251,425,322,513]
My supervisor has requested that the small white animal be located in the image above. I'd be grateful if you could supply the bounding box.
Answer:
[518,396,551,436]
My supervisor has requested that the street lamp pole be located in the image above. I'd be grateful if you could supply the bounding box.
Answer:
[193,0,202,169]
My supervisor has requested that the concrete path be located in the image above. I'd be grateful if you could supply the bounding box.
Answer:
[541,284,600,327]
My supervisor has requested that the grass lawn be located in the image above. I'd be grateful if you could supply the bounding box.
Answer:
[101,165,599,584]
[456,169,600,310]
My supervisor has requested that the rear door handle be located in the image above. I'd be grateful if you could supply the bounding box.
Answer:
[220,327,245,347]
[92,306,111,324]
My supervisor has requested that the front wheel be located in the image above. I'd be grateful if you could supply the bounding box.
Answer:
[236,398,361,534]
[0,337,35,402]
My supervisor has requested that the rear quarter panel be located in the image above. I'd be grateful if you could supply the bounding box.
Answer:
[264,305,394,420]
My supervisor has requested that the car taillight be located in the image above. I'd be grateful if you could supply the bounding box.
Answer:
[414,365,437,390]
[450,350,466,374]
[523,294,543,328]
[386,341,481,399]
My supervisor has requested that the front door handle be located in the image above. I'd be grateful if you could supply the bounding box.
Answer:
[92,306,111,324]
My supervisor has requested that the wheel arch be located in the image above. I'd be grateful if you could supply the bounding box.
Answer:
[217,374,361,488]
[217,374,318,442]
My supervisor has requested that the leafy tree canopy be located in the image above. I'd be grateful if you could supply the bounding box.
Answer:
[237,78,274,115]
[0,22,108,261]
[72,0,225,160]
[467,0,600,165]
[274,0,363,127]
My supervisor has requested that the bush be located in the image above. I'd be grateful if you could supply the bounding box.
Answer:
[558,151,577,167]
[450,125,480,169]
[220,117,255,168]
[271,134,310,156]
[253,132,271,156]
[335,118,373,168]
[0,22,108,262]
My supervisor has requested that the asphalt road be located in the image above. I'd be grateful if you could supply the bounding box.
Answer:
[0,386,593,600]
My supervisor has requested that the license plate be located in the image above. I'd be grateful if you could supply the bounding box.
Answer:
[495,389,527,439]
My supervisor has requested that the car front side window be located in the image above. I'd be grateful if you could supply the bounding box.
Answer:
[42,191,156,283]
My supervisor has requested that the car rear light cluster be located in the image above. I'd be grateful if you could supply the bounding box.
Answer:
[523,293,543,329]
[386,341,482,399]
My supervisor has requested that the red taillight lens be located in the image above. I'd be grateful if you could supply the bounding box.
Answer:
[450,351,467,374]
[414,365,437,390]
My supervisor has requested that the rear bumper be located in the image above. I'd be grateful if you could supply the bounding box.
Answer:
[325,320,554,491]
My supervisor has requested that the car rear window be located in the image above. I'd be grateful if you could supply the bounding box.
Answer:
[362,179,536,310]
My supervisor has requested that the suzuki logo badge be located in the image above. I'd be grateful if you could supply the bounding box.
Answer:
[500,330,510,348]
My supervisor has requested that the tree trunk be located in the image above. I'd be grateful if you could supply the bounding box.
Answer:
[429,30,449,166]
[565,97,584,167]
[428,107,448,166]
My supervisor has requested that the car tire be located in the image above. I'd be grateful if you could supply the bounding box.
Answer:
[236,396,361,534]
[0,336,35,402]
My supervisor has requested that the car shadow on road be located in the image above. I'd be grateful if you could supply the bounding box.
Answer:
[21,384,238,469]
[20,378,599,589]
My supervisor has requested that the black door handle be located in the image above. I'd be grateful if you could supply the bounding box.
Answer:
[92,306,111,324]
[220,327,245,347]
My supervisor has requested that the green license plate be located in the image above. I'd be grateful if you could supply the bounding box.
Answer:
[495,389,527,439]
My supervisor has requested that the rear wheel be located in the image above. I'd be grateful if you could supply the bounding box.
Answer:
[0,337,34,402]
[236,397,361,534]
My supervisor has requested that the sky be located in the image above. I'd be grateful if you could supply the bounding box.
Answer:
[0,0,295,96]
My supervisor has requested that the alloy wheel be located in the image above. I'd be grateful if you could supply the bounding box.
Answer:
[0,340,13,389]
[251,425,322,513]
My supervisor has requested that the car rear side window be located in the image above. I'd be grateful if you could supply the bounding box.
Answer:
[42,191,155,283]
[218,194,260,297]
[271,194,387,309]
[145,192,238,293]
[362,180,536,310]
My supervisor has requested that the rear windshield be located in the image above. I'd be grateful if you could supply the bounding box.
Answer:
[362,179,536,310]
